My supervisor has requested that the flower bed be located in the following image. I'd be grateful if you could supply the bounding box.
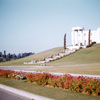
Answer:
[0,69,100,96]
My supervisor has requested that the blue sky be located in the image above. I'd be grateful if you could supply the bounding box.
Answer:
[0,0,100,54]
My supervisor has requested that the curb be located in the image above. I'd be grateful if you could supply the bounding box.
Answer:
[0,84,54,100]
[14,70,100,79]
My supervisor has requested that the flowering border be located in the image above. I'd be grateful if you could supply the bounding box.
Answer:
[0,69,100,96]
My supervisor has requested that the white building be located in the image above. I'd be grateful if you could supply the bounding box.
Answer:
[71,27,100,48]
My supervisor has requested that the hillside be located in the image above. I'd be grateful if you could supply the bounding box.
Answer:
[32,44,100,75]
[0,44,100,66]
[48,44,100,66]
[0,47,64,66]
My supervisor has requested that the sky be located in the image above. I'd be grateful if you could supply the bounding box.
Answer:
[0,0,100,54]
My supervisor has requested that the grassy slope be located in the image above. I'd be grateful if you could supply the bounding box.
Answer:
[0,44,100,66]
[32,63,100,75]
[48,44,100,66]
[24,44,100,75]
[0,77,100,100]
[0,47,64,66]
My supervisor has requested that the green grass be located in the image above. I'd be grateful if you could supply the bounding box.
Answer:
[1,44,100,75]
[1,44,100,66]
[48,44,100,66]
[0,77,100,100]
[0,47,64,66]
[30,63,100,75]
[22,44,100,75]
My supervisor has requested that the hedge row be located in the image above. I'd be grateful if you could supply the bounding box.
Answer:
[0,69,100,96]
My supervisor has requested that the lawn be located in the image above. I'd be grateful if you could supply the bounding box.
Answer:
[0,77,100,100]
[0,44,100,66]
[0,47,64,66]
[0,44,100,75]
[24,63,100,75]
[47,44,100,66]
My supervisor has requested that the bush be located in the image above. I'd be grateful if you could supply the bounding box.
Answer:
[0,69,100,96]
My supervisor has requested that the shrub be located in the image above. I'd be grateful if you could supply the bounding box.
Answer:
[0,69,100,96]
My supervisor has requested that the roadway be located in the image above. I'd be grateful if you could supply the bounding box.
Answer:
[0,63,100,70]
[0,84,54,100]
[0,88,30,100]
[0,66,49,70]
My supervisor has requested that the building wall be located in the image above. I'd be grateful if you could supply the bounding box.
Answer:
[84,31,88,46]
[71,27,100,47]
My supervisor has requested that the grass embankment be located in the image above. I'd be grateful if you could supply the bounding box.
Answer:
[48,44,100,66]
[0,44,100,75]
[24,44,100,75]
[0,47,64,66]
[0,77,100,100]
[41,44,100,75]
[31,63,100,75]
[0,44,100,66]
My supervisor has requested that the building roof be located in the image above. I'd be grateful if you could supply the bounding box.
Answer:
[97,28,100,31]
[72,27,84,31]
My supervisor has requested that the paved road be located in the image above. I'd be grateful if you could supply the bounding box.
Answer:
[0,84,54,100]
[0,66,50,70]
[0,66,35,70]
[0,88,30,100]
[0,63,100,70]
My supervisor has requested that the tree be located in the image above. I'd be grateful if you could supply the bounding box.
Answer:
[0,57,3,62]
[88,29,91,46]
[64,33,66,49]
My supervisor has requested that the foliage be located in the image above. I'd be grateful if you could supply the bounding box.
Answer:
[0,69,100,97]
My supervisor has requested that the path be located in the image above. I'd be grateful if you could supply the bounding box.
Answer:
[0,84,54,100]
[0,88,30,100]
[0,62,100,70]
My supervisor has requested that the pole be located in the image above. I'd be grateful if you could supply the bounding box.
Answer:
[64,33,66,49]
